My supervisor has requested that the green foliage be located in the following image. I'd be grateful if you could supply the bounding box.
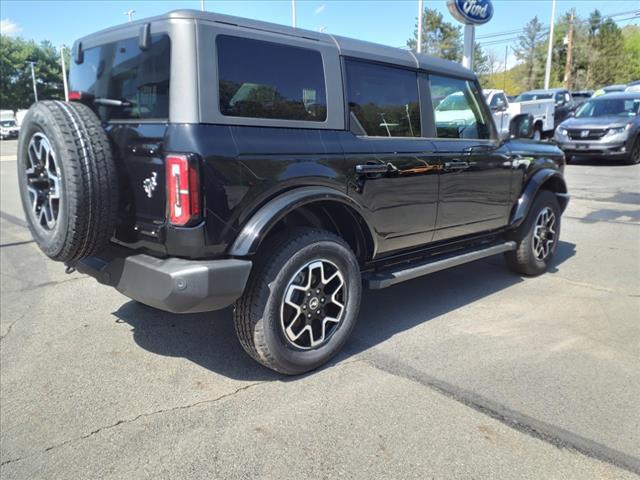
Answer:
[622,25,640,82]
[513,16,546,90]
[407,7,462,61]
[0,35,69,111]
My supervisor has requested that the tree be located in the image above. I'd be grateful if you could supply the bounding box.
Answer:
[0,35,67,111]
[591,19,626,86]
[407,7,462,61]
[474,42,490,80]
[513,16,545,90]
[622,25,640,83]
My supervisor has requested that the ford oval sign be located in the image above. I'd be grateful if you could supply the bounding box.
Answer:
[447,0,494,25]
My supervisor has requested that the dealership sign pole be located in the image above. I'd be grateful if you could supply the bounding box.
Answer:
[447,0,494,71]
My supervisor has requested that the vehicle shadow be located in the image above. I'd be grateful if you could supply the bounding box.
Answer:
[569,156,631,167]
[112,241,576,381]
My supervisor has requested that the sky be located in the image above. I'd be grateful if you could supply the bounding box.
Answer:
[1,0,638,68]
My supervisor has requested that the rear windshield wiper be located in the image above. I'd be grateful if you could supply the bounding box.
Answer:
[93,98,133,108]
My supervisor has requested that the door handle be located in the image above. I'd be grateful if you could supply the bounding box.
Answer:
[444,160,470,171]
[355,163,396,175]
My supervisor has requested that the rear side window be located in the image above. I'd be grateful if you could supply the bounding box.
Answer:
[217,35,327,122]
[430,75,491,139]
[69,35,171,121]
[345,59,420,137]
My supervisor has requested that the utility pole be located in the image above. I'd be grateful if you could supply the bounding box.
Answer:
[462,24,475,70]
[544,0,557,89]
[28,61,38,103]
[123,10,135,23]
[60,46,69,102]
[291,0,296,28]
[200,0,205,11]
[417,0,423,54]
[563,10,575,90]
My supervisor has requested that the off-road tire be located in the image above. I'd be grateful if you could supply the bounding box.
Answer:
[17,101,118,263]
[234,228,362,375]
[505,190,561,276]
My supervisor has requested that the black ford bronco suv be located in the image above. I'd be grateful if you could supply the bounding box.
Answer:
[17,10,568,374]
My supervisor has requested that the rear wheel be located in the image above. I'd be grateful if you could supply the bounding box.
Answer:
[234,228,361,375]
[505,190,561,276]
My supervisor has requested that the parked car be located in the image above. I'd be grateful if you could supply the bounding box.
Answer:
[0,119,19,140]
[571,90,593,105]
[554,92,640,164]
[625,81,640,93]
[17,10,569,374]
[484,89,555,139]
[516,88,576,128]
[593,84,628,97]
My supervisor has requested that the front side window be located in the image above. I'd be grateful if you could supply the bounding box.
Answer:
[69,35,171,121]
[430,75,491,139]
[217,35,327,122]
[345,59,420,137]
[489,93,507,109]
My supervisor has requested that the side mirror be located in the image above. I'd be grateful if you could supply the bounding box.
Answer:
[509,113,534,139]
[567,111,575,118]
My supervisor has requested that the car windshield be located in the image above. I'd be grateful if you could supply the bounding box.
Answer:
[516,93,553,101]
[575,98,640,118]
[0,121,16,127]
[435,93,469,111]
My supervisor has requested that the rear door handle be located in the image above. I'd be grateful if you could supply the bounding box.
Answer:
[444,160,470,171]
[355,163,396,175]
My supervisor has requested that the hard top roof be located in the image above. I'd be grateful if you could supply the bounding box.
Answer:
[76,9,474,79]
[522,88,568,94]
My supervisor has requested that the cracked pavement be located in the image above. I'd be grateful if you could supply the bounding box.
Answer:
[1,140,639,479]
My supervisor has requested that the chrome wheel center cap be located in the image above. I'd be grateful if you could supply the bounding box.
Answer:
[309,297,319,310]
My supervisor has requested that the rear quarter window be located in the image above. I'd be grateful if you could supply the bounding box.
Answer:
[69,34,170,121]
[216,35,327,122]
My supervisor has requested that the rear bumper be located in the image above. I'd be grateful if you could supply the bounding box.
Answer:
[76,247,252,313]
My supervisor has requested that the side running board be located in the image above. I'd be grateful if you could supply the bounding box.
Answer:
[365,241,516,289]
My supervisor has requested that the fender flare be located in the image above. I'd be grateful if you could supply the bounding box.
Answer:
[229,186,377,257]
[510,169,569,227]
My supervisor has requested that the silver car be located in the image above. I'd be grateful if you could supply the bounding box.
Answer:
[554,92,640,164]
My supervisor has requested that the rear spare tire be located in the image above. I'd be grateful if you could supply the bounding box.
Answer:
[17,101,118,263]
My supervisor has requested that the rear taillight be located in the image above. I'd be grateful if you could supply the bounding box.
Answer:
[166,154,200,226]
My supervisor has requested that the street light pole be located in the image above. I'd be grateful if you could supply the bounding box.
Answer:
[123,10,135,23]
[291,0,296,28]
[200,0,205,11]
[28,61,38,103]
[417,0,423,54]
[60,46,69,102]
[544,0,557,89]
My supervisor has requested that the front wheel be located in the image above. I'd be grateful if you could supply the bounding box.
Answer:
[505,190,561,276]
[234,228,362,375]
[627,138,640,165]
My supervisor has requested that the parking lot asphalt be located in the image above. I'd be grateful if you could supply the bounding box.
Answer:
[1,138,639,479]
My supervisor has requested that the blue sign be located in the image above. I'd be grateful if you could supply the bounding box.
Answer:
[447,0,494,25]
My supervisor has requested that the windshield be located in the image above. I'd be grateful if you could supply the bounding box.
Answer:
[435,93,469,111]
[516,93,553,101]
[0,121,16,127]
[575,98,640,118]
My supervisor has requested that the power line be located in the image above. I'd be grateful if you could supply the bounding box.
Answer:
[478,13,638,47]
[476,9,638,40]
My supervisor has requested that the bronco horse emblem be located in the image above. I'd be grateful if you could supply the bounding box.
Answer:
[143,172,158,198]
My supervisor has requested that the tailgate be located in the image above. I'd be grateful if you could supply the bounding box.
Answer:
[107,124,168,242]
